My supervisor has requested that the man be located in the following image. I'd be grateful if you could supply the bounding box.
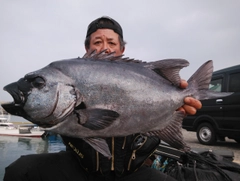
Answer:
[4,16,201,181]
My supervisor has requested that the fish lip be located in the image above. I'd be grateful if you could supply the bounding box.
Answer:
[3,83,26,105]
[1,101,26,117]
[2,83,27,116]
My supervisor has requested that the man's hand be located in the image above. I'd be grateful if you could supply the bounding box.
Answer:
[178,80,202,115]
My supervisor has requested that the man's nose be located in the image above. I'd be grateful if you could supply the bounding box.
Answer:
[101,42,110,53]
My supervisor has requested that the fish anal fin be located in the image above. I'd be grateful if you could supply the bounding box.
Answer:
[147,111,190,151]
[75,109,119,130]
[146,59,189,86]
[83,138,111,158]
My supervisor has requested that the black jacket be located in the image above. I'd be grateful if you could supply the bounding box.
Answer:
[61,134,160,177]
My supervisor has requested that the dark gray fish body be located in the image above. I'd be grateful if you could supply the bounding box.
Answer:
[2,52,232,157]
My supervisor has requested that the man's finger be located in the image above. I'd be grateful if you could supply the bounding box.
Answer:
[184,97,202,110]
[180,79,188,89]
[182,104,197,115]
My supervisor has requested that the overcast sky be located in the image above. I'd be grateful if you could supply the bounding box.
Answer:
[1,0,240,102]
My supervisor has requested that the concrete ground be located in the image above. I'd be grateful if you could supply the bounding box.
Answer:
[182,128,240,164]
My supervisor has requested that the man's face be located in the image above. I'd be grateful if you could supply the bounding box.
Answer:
[86,29,124,56]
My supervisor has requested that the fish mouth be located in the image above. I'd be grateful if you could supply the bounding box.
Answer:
[1,82,29,118]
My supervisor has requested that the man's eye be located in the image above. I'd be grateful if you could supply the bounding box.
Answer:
[109,42,116,45]
[94,41,101,45]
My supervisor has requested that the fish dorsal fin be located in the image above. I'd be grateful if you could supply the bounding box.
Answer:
[82,49,144,63]
[82,49,122,60]
[145,59,189,86]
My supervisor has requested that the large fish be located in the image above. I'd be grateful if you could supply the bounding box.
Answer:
[1,51,231,157]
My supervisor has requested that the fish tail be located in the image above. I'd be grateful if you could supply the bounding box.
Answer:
[187,60,232,100]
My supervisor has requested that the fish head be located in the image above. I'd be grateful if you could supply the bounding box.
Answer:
[2,67,81,127]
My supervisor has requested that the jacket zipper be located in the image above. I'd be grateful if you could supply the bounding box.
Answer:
[127,136,147,171]
[122,136,126,149]
[96,151,99,171]
[111,137,114,171]
[127,150,137,170]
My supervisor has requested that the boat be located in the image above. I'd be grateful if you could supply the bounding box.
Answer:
[0,105,45,137]
[0,122,45,137]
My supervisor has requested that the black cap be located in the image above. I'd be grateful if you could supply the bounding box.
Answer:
[86,16,123,38]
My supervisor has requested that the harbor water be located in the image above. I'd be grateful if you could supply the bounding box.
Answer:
[0,134,65,180]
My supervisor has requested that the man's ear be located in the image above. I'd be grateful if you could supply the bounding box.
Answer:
[85,47,89,53]
[121,46,125,54]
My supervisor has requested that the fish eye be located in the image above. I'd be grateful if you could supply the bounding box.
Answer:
[31,77,45,89]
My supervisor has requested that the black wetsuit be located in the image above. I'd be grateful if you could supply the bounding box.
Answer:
[4,135,177,181]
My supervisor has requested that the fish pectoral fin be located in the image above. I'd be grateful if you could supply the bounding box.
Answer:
[83,137,111,158]
[75,109,119,130]
[146,111,190,151]
[145,59,189,86]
